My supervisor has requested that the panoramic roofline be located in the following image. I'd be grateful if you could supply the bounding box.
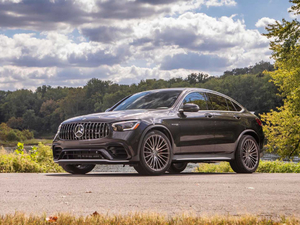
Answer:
[141,87,244,110]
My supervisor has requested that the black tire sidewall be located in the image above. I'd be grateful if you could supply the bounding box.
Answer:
[61,164,95,174]
[168,162,188,173]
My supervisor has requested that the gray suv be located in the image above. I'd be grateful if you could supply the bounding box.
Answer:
[52,88,264,175]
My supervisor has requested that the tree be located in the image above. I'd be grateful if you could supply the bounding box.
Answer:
[261,0,300,158]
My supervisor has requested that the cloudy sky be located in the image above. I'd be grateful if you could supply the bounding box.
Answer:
[0,0,293,90]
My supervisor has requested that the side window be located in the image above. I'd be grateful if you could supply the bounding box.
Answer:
[206,93,228,111]
[182,92,208,110]
[232,101,242,111]
[226,99,236,111]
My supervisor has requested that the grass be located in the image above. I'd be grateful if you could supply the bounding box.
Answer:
[0,143,63,173]
[0,138,53,147]
[0,212,299,225]
[195,160,300,173]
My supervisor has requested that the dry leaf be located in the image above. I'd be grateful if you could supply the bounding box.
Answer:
[46,216,58,222]
[92,211,99,216]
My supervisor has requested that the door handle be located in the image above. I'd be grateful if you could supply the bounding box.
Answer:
[205,113,213,118]
[233,115,241,120]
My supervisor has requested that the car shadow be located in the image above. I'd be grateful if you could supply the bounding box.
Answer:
[46,172,236,178]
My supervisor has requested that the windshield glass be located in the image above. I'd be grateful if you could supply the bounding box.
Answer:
[113,90,182,111]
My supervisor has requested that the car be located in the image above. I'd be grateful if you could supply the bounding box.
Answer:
[52,88,264,175]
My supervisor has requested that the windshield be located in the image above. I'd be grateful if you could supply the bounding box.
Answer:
[113,90,182,111]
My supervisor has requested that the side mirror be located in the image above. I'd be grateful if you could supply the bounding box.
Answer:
[179,103,199,113]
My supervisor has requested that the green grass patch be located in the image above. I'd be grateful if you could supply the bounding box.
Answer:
[0,143,63,173]
[0,138,53,147]
[0,212,298,225]
[195,160,300,173]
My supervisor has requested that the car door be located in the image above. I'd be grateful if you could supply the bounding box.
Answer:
[177,92,216,153]
[205,93,244,153]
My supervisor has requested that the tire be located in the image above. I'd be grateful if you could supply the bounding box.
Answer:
[230,135,260,173]
[61,164,95,174]
[167,162,188,174]
[134,130,172,176]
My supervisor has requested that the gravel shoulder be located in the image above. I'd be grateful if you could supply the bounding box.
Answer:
[0,172,300,217]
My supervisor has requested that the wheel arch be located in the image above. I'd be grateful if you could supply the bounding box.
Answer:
[137,124,174,154]
[234,129,260,154]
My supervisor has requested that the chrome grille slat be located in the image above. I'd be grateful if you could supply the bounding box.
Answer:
[59,122,109,140]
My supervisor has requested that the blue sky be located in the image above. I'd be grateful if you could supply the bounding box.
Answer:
[0,0,295,90]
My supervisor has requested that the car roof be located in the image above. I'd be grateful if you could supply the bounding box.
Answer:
[144,88,244,109]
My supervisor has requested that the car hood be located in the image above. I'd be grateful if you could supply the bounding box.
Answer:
[62,109,171,124]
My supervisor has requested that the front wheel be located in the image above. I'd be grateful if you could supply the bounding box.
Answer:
[134,130,172,176]
[61,164,95,174]
[168,162,188,174]
[230,135,260,173]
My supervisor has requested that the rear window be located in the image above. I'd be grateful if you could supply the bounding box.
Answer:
[206,93,228,111]
[227,99,236,111]
[232,101,242,111]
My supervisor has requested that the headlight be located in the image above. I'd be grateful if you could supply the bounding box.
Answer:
[112,120,140,131]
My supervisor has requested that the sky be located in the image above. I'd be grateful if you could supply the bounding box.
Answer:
[0,0,295,91]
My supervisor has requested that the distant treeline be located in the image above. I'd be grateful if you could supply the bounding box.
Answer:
[0,61,282,137]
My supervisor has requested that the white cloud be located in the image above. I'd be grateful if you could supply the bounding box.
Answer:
[255,17,277,28]
[0,0,22,3]
[0,0,275,91]
[0,32,131,67]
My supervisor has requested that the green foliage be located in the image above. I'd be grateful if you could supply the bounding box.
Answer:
[0,123,34,143]
[15,142,24,155]
[5,130,21,142]
[223,61,274,77]
[195,161,300,173]
[261,0,300,158]
[0,143,64,173]
[261,103,300,158]
[0,61,282,137]
[195,162,234,173]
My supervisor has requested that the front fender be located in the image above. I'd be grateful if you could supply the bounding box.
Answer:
[130,124,177,161]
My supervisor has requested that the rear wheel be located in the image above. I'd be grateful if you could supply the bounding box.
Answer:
[61,164,95,174]
[134,130,172,176]
[230,135,260,173]
[167,162,188,174]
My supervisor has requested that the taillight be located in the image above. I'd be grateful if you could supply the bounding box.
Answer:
[256,118,262,126]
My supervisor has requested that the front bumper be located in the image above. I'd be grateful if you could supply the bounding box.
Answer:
[52,126,145,165]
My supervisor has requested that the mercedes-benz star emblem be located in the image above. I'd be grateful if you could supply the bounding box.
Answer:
[74,124,84,138]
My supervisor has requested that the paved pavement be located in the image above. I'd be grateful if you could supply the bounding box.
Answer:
[0,172,300,217]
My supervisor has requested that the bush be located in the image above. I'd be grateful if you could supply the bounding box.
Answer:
[21,129,34,140]
[0,122,34,143]
[0,143,64,173]
[5,130,21,142]
[195,161,300,173]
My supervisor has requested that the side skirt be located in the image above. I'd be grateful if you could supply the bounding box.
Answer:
[172,153,234,163]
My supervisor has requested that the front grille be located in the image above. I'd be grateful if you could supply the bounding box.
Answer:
[59,122,109,140]
[61,150,105,159]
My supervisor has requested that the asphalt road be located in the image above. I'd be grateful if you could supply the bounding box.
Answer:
[0,172,300,217]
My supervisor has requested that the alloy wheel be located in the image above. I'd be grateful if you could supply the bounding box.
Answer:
[242,139,259,170]
[143,134,170,171]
